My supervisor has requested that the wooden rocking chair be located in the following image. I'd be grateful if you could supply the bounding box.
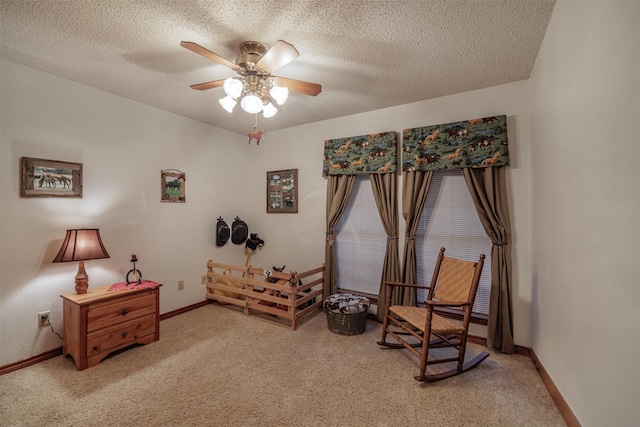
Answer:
[378,247,488,382]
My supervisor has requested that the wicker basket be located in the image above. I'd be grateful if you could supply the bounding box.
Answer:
[325,310,368,336]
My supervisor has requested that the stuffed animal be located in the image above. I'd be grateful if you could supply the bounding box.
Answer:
[273,265,314,310]
[245,233,264,251]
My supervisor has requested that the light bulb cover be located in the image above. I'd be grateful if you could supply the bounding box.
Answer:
[219,96,237,113]
[269,85,289,105]
[262,102,277,118]
[223,78,243,99]
[241,94,264,114]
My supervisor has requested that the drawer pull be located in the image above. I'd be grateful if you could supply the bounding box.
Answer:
[93,346,98,351]
[122,331,128,338]
[121,309,129,316]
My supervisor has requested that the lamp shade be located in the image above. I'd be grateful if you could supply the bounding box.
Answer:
[262,102,277,118]
[53,229,110,263]
[223,77,243,99]
[219,95,237,113]
[269,85,289,105]
[240,94,263,114]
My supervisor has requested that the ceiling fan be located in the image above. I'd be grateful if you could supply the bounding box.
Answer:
[181,40,322,117]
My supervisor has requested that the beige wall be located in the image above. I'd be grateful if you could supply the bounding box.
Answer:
[529,1,640,425]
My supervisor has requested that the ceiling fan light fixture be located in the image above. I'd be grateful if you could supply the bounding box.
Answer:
[219,95,237,113]
[262,102,277,118]
[223,77,243,99]
[182,40,322,118]
[269,85,289,105]
[240,93,263,114]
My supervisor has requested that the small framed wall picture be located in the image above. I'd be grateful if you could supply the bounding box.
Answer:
[161,169,185,203]
[267,169,298,213]
[20,157,83,198]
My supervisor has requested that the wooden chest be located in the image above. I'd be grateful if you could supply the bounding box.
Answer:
[61,283,160,370]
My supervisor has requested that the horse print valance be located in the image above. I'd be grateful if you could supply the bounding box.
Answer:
[323,131,397,176]
[402,115,509,171]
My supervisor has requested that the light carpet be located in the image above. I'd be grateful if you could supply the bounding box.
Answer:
[0,304,565,426]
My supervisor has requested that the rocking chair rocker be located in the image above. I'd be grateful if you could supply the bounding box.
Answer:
[378,247,488,382]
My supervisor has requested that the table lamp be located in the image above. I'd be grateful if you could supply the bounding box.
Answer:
[53,228,110,294]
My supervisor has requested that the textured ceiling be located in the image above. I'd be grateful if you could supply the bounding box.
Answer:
[0,0,555,136]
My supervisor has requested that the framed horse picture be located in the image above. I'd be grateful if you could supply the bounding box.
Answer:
[20,157,83,198]
[267,169,298,213]
[161,169,185,203]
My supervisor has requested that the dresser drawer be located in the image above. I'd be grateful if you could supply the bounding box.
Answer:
[87,292,156,332]
[86,313,156,357]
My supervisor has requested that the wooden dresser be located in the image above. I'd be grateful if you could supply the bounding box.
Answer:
[61,283,160,370]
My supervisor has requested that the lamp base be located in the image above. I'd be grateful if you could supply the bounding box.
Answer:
[75,261,89,294]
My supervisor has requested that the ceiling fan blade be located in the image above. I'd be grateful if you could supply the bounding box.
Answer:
[256,40,299,74]
[271,77,322,96]
[189,79,225,91]
[180,41,239,70]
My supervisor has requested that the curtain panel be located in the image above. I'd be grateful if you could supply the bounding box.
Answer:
[323,131,397,176]
[324,175,355,297]
[402,115,508,172]
[369,173,401,321]
[400,170,433,305]
[462,166,514,353]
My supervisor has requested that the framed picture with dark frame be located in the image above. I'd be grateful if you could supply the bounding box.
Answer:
[20,157,83,198]
[161,169,185,203]
[267,169,298,213]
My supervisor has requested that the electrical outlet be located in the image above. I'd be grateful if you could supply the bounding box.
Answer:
[178,280,184,291]
[201,275,206,285]
[38,311,50,327]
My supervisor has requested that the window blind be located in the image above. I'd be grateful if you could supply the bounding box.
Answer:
[415,170,492,315]
[334,176,387,295]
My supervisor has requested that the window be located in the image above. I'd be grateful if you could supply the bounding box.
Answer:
[334,175,387,296]
[333,171,492,315]
[415,170,492,315]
